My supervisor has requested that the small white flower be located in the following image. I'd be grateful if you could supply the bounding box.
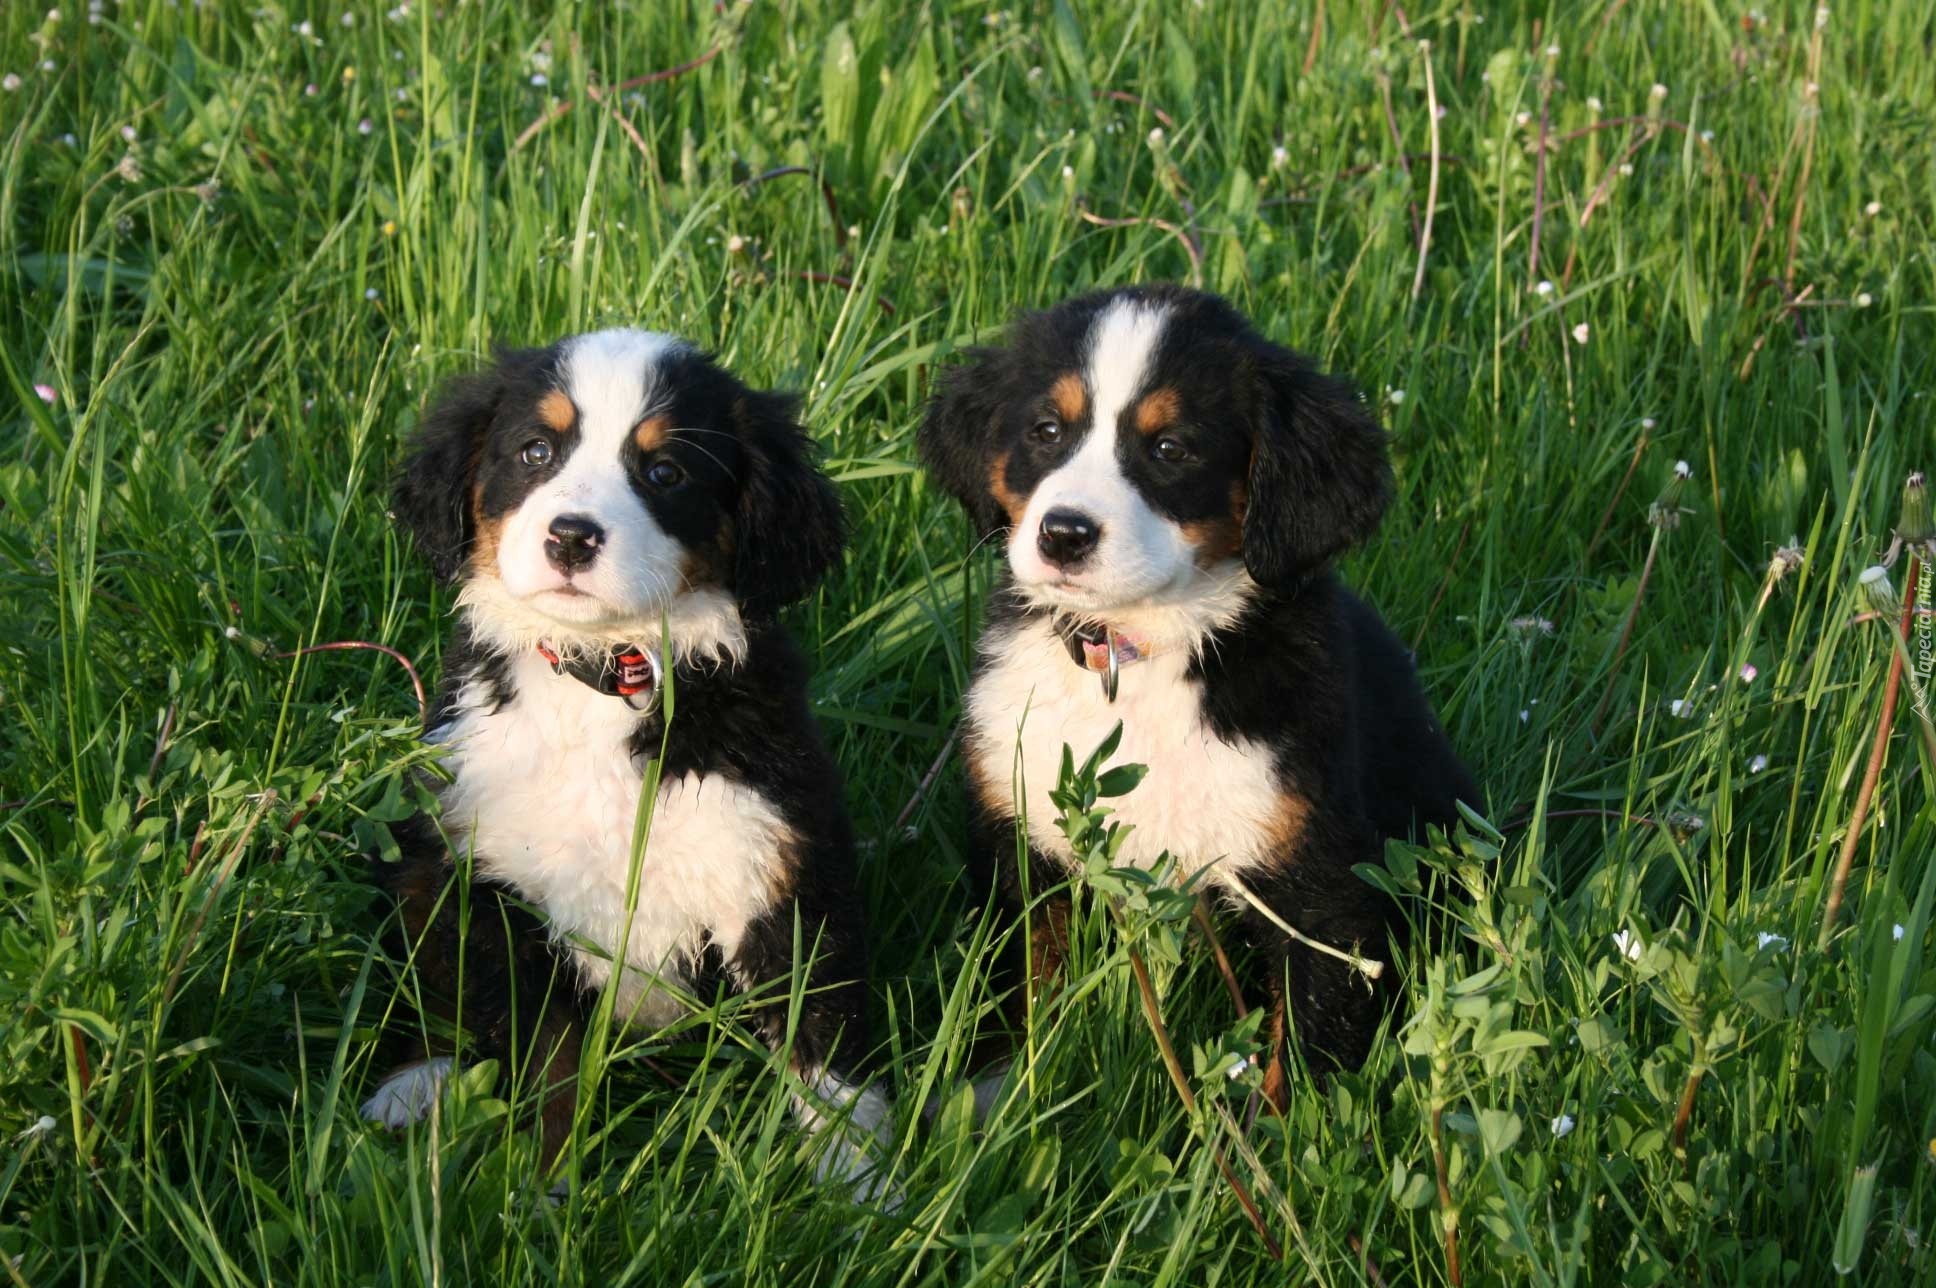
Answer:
[1674,459,1692,479]
[304,82,318,96]
[1641,416,1657,430]
[1815,5,1829,30]
[115,152,141,183]
[1855,292,1873,308]
[1061,164,1074,180]
[394,87,406,101]
[33,383,56,405]
[1515,111,1531,128]
[294,18,312,36]
[1669,698,1693,718]
[1225,1055,1250,1080]
[1864,200,1882,216]
[725,233,746,254]
[1551,1113,1575,1138]
[120,124,137,142]
[1571,322,1590,345]
[357,117,373,135]
[1270,144,1289,169]
[1586,96,1603,113]
[46,7,62,21]
[60,132,75,146]
[38,59,54,73]
[1435,103,1447,119]
[1387,388,1405,405]
[1517,709,1529,723]
[1699,129,1714,144]
[1649,83,1668,101]
[1894,924,1906,941]
[1613,930,1643,962]
[1535,280,1555,297]
[1757,932,1790,952]
[17,1116,57,1142]
[339,11,354,25]
[1544,44,1560,58]
[1026,66,1043,81]
[1739,663,1758,683]
[1749,754,1769,773]
[1508,615,1555,636]
[529,73,547,86]
[1618,162,1634,176]
[1806,81,1820,97]
[364,287,379,301]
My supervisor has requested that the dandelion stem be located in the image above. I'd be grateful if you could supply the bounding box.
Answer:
[1819,554,1923,949]
[1121,937,1283,1261]
[1411,42,1440,302]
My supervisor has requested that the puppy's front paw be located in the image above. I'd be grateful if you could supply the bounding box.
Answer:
[359,1057,454,1129]
[920,1065,1012,1127]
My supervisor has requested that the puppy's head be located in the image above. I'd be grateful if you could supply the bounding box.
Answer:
[918,285,1391,618]
[392,330,844,651]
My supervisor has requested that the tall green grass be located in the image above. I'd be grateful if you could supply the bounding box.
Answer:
[2,1,1932,1282]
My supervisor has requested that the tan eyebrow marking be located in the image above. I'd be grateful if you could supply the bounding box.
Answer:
[536,388,577,434]
[633,414,673,452]
[1049,372,1087,424]
[1134,387,1182,435]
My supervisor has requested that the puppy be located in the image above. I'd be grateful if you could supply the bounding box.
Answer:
[365,329,888,1191]
[918,285,1480,1102]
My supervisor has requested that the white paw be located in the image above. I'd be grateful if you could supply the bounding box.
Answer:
[921,1065,1011,1126]
[359,1057,454,1129]
[796,1069,900,1209]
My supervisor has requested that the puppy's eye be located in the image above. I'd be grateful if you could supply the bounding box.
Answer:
[1152,436,1191,464]
[646,461,685,488]
[519,438,554,467]
[1028,419,1062,445]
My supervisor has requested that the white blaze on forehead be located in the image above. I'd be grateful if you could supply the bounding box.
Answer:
[559,328,685,447]
[1083,297,1170,432]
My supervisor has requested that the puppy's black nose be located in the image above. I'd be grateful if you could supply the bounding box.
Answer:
[544,514,604,573]
[1037,508,1100,568]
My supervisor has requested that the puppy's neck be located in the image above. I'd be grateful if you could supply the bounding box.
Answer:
[455,575,749,666]
[1024,560,1259,657]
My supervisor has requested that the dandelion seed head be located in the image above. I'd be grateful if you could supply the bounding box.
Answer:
[1855,292,1873,308]
[1674,459,1692,479]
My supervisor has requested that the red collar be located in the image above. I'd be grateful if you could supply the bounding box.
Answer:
[535,640,660,712]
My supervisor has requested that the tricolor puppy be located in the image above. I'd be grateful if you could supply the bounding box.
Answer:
[919,285,1479,1100]
[365,329,889,1193]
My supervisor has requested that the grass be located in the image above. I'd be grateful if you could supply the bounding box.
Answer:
[2,0,1934,1282]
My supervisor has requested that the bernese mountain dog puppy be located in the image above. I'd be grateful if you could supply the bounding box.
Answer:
[918,285,1480,1103]
[364,329,888,1192]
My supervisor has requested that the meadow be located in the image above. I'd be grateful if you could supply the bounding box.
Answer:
[3,0,1934,1282]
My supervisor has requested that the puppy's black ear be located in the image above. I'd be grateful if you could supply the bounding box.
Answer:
[1242,342,1393,587]
[391,368,503,582]
[917,348,1010,537]
[732,390,846,617]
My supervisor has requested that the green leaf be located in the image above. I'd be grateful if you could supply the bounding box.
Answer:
[1096,764,1147,798]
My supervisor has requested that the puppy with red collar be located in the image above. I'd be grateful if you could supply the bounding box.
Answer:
[365,330,889,1193]
[919,286,1480,1102]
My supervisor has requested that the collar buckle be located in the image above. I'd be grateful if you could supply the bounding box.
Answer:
[536,640,661,713]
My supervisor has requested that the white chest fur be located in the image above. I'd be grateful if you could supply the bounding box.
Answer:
[964,616,1287,884]
[430,652,790,1027]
